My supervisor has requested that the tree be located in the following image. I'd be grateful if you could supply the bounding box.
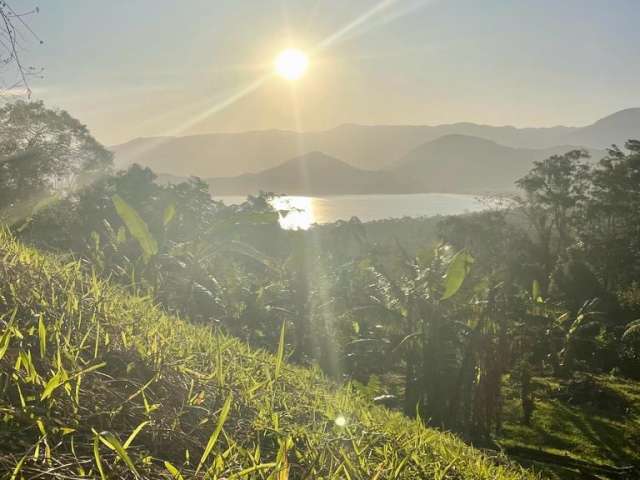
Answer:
[581,140,640,290]
[515,150,591,290]
[0,101,112,220]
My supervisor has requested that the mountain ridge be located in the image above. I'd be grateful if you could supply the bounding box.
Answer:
[207,151,389,195]
[389,134,604,193]
[112,108,638,187]
[204,137,605,196]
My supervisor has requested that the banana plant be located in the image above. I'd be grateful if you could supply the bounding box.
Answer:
[363,244,474,425]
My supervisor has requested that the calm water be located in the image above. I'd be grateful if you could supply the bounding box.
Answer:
[215,194,488,230]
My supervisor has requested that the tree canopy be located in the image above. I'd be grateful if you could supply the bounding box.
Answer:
[0,101,112,218]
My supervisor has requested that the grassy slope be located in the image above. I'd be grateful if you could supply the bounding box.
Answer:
[0,232,535,479]
[499,376,640,478]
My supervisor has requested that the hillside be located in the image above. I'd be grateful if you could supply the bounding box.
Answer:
[204,139,605,196]
[564,108,640,149]
[207,152,389,195]
[390,135,604,193]
[111,108,638,178]
[0,231,534,479]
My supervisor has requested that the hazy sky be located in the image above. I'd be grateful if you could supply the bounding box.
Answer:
[15,0,640,145]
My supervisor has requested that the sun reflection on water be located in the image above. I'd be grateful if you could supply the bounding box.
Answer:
[270,196,316,230]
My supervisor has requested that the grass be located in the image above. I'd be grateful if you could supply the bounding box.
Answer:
[499,375,640,478]
[0,230,536,479]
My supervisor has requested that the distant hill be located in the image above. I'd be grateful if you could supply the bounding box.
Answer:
[207,151,389,195]
[389,135,605,193]
[563,108,640,149]
[205,138,605,196]
[111,108,639,179]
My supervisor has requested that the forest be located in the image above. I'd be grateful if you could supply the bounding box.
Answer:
[1,100,640,478]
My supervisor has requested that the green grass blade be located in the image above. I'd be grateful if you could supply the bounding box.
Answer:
[41,370,66,401]
[100,432,140,478]
[93,436,107,480]
[38,316,46,358]
[123,420,150,450]
[10,455,27,480]
[0,326,12,361]
[164,461,185,480]
[195,394,233,475]
[275,320,286,380]
[228,462,277,479]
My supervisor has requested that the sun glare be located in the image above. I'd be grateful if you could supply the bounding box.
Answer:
[275,48,309,81]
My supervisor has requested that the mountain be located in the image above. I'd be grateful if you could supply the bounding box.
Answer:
[389,135,604,193]
[563,108,640,149]
[205,138,605,196]
[111,108,638,179]
[207,151,389,195]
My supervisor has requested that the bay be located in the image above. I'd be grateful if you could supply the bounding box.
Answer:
[214,193,489,230]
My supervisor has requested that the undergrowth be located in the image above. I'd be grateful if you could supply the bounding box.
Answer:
[0,231,535,479]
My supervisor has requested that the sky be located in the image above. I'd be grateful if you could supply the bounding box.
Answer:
[10,0,640,145]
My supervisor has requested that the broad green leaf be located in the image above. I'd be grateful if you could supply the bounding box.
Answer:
[163,203,176,227]
[112,194,158,261]
[441,250,474,300]
[196,394,233,474]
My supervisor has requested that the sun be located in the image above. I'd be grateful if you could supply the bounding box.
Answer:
[275,48,309,81]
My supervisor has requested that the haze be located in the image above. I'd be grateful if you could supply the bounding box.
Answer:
[21,0,640,145]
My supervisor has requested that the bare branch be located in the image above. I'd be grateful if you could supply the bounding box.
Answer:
[0,1,42,99]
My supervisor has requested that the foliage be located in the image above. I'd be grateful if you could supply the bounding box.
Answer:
[500,375,640,478]
[3,100,640,476]
[0,231,535,479]
[0,101,112,222]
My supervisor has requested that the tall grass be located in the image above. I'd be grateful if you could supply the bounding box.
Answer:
[0,230,536,479]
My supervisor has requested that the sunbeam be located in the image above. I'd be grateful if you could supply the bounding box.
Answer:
[117,74,272,166]
[115,0,440,169]
[315,0,398,51]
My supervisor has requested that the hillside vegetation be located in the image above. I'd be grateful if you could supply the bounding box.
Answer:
[499,375,640,478]
[0,231,535,479]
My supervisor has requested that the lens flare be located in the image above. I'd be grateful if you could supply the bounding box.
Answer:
[275,48,309,81]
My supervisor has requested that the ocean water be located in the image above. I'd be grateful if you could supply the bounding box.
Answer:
[215,193,489,230]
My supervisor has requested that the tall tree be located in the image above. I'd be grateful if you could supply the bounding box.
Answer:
[0,101,112,219]
[582,140,640,289]
[515,150,591,289]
